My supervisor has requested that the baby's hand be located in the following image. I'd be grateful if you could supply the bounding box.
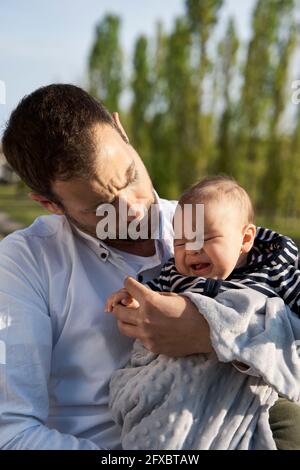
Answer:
[104,288,139,312]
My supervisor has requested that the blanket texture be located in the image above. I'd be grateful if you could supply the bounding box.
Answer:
[109,289,300,450]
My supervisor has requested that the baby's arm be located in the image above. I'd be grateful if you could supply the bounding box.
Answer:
[105,288,139,312]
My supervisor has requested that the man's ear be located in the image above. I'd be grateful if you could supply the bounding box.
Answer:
[242,224,256,253]
[28,193,65,215]
[112,112,130,144]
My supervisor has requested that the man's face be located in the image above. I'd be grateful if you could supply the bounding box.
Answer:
[52,123,155,241]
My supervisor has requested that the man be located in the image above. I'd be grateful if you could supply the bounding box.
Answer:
[0,84,299,450]
[0,84,211,449]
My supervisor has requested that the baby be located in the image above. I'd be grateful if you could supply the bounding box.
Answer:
[106,175,299,315]
[105,175,300,450]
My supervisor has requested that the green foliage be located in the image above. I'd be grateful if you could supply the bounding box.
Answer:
[130,35,152,170]
[235,0,295,201]
[88,14,123,111]
[263,18,297,214]
[87,0,300,234]
[0,184,48,235]
[214,17,239,176]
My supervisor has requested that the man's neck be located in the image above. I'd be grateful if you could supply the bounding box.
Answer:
[105,238,156,256]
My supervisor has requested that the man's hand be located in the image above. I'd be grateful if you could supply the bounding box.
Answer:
[106,276,212,357]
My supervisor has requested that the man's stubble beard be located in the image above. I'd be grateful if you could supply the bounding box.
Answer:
[64,194,157,244]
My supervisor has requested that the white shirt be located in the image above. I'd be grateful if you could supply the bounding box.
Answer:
[108,246,161,280]
[0,196,177,450]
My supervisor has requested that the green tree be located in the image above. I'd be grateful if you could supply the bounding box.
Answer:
[214,18,239,175]
[263,17,297,215]
[185,0,223,114]
[164,17,200,195]
[88,15,123,111]
[236,0,294,203]
[185,0,223,176]
[130,35,153,170]
[287,107,300,218]
[86,4,300,241]
[148,22,173,197]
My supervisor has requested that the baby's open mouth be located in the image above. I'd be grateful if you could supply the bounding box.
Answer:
[190,263,211,274]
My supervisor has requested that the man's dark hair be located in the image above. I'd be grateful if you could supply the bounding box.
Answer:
[2,84,121,202]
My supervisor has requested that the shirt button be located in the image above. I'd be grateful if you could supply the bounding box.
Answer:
[100,252,107,260]
[137,274,143,282]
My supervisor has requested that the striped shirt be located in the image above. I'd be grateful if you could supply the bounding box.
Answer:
[147,226,300,316]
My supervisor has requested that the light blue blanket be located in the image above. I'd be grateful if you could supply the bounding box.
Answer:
[109,289,300,450]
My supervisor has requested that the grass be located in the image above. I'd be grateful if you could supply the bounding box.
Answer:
[256,216,300,249]
[0,183,299,248]
[0,183,48,228]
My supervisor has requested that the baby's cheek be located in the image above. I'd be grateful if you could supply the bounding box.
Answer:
[213,268,226,280]
[211,261,231,280]
[175,253,190,276]
[177,262,190,276]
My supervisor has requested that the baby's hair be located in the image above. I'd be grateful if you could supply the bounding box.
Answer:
[178,175,254,224]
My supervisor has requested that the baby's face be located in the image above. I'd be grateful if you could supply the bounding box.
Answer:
[174,201,248,280]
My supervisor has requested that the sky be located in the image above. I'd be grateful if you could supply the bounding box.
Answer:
[0,0,255,137]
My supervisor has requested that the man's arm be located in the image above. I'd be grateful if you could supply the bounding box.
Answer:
[109,277,212,356]
[0,237,100,450]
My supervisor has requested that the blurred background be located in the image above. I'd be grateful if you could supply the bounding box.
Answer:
[0,0,299,245]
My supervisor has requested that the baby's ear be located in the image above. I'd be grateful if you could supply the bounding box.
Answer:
[242,224,256,253]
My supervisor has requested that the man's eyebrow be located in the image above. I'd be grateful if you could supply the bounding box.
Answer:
[123,160,136,184]
[84,161,136,211]
[106,160,136,191]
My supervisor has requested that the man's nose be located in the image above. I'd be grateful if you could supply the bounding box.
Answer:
[118,193,146,222]
[127,204,145,222]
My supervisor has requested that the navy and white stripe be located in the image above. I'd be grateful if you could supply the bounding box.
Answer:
[147,226,300,316]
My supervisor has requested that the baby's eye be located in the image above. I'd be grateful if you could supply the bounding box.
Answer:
[204,236,222,242]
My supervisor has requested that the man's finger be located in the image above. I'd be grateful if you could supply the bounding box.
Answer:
[113,303,140,326]
[124,276,152,301]
[117,320,140,339]
[121,297,140,308]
